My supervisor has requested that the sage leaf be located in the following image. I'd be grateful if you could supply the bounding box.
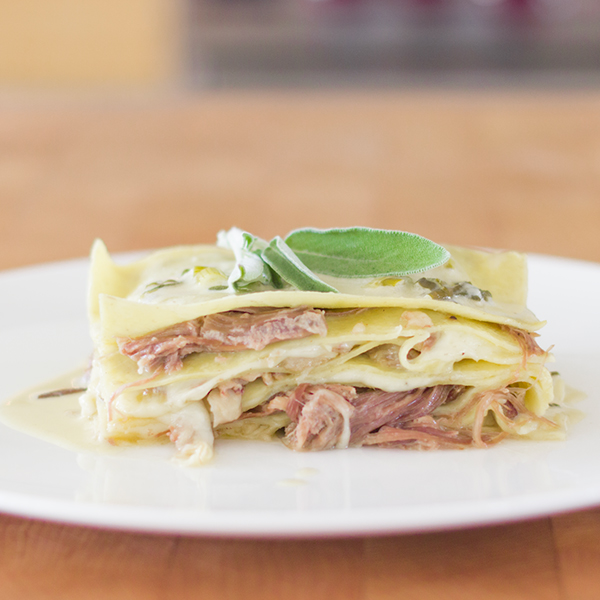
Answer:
[143,279,182,295]
[285,227,450,278]
[217,227,276,291]
[261,236,339,293]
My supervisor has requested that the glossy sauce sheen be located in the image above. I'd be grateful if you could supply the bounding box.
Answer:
[0,371,117,455]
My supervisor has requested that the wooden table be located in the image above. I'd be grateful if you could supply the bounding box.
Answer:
[1,90,600,599]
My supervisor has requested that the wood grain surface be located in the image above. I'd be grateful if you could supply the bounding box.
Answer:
[1,90,600,599]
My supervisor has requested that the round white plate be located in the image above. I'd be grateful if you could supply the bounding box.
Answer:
[0,253,599,537]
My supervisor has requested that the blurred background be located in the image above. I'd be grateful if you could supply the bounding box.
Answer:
[2,0,600,88]
[189,0,600,88]
[1,0,600,268]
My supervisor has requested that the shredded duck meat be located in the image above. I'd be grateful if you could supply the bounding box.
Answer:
[117,306,327,374]
[269,383,467,451]
[261,382,551,452]
[499,325,545,365]
[362,419,474,450]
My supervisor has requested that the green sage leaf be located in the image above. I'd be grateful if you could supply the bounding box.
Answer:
[143,279,182,295]
[261,236,338,293]
[285,227,450,278]
[217,227,277,291]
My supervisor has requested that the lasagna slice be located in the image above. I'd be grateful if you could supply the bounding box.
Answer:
[80,237,564,465]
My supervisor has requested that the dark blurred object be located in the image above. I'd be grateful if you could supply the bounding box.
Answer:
[188,0,600,86]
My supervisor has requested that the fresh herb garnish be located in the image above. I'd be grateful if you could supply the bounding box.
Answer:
[285,227,450,278]
[417,278,491,302]
[217,226,451,294]
[143,279,182,295]
[38,387,87,399]
[261,237,338,293]
[217,227,282,292]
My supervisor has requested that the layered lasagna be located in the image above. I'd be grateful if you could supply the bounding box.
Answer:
[80,234,565,465]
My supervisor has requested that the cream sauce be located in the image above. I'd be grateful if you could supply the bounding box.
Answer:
[0,370,119,455]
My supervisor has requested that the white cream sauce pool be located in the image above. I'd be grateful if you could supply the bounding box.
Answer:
[0,370,118,455]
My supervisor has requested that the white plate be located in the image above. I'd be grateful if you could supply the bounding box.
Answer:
[0,254,599,537]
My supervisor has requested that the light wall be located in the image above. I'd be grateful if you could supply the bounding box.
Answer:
[0,0,180,87]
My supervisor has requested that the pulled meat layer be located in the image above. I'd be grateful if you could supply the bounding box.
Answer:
[269,383,468,451]
[117,307,327,373]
